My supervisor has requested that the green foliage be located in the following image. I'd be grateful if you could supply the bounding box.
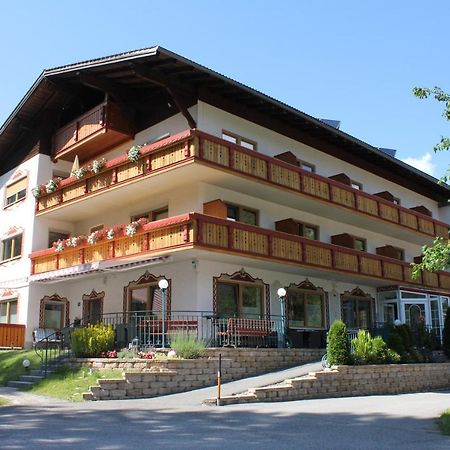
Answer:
[387,323,436,362]
[170,334,206,359]
[29,366,123,402]
[326,320,350,365]
[411,237,450,279]
[443,307,450,357]
[438,409,450,435]
[351,330,400,365]
[70,324,115,358]
[0,350,41,386]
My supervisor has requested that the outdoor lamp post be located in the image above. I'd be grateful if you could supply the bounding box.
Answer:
[277,287,287,347]
[158,278,169,348]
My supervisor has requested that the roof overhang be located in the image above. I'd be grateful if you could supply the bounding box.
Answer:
[0,45,448,202]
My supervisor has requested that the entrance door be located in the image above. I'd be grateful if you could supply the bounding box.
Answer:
[404,303,426,328]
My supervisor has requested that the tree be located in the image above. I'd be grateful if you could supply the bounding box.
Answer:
[326,320,350,365]
[411,86,450,276]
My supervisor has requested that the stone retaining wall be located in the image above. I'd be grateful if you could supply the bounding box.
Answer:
[76,348,323,401]
[217,363,450,405]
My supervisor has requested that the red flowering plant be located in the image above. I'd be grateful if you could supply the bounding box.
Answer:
[137,351,155,360]
[98,350,118,358]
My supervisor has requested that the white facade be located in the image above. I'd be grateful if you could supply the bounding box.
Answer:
[0,54,449,348]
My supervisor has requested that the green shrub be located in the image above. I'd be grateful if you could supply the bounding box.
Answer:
[170,335,206,359]
[352,330,400,364]
[70,324,115,358]
[443,307,450,357]
[327,320,350,365]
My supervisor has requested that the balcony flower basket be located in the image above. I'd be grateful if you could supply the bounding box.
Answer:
[72,167,87,180]
[87,230,104,245]
[53,240,65,253]
[127,145,141,162]
[106,229,115,240]
[90,158,107,174]
[32,186,43,198]
[66,236,85,247]
[45,178,60,194]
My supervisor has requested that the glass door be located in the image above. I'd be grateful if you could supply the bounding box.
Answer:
[403,303,427,328]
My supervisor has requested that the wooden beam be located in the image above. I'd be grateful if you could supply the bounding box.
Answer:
[132,64,197,129]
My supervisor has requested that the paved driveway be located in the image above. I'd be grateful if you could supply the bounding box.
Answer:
[0,387,449,449]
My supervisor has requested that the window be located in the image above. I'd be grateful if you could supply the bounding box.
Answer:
[1,234,22,261]
[301,223,318,240]
[341,290,374,329]
[89,224,104,233]
[354,238,366,252]
[131,207,169,223]
[39,295,69,329]
[222,130,257,151]
[48,231,69,248]
[298,160,315,173]
[217,282,264,318]
[226,203,258,225]
[0,299,17,324]
[287,288,326,328]
[5,178,27,207]
[350,180,363,191]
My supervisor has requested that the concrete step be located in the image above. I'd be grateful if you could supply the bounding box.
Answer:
[19,375,44,383]
[7,380,34,389]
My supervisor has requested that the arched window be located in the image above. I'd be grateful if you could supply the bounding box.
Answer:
[39,294,69,329]
[213,269,270,318]
[341,288,374,329]
[286,280,328,329]
[82,290,105,324]
[123,271,171,318]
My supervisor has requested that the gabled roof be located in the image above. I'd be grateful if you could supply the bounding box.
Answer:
[0,45,448,202]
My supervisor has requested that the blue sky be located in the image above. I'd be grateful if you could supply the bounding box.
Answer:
[1,1,449,177]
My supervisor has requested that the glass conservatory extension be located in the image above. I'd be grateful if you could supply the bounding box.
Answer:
[377,288,449,334]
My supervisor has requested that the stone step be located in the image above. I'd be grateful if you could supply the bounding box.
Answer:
[19,375,44,383]
[7,380,34,389]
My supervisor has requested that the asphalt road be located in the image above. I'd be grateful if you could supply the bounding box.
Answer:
[0,387,449,449]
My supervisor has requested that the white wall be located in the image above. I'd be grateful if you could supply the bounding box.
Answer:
[197,101,440,215]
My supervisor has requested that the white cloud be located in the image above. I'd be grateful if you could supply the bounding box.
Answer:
[401,153,435,176]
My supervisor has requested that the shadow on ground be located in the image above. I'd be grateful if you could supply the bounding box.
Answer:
[0,396,449,450]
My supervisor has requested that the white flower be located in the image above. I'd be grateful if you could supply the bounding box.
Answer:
[125,224,137,237]
[167,350,177,358]
[72,167,86,180]
[87,232,99,245]
[45,178,59,193]
[91,158,106,174]
[127,146,141,162]
[54,240,65,253]
[31,186,42,198]
[66,237,80,247]
[106,229,115,240]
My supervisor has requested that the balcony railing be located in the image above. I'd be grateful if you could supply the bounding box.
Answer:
[52,100,132,161]
[29,213,450,291]
[36,129,449,241]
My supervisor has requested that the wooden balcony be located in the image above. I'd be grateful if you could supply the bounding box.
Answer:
[53,100,132,161]
[29,213,450,292]
[36,129,449,241]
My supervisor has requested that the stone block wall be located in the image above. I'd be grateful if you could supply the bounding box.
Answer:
[218,363,450,405]
[77,348,323,401]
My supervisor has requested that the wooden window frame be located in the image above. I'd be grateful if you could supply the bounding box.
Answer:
[350,180,363,191]
[286,286,327,329]
[131,206,169,223]
[222,130,257,151]
[353,237,367,252]
[298,159,316,173]
[48,231,70,248]
[299,221,319,240]
[225,202,259,226]
[341,292,374,329]
[89,224,104,233]
[4,177,27,208]
[0,298,18,324]
[216,280,265,318]
[1,234,23,262]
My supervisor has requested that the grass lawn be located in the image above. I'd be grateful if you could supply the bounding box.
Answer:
[438,409,450,435]
[0,397,10,407]
[29,367,123,402]
[0,349,42,386]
